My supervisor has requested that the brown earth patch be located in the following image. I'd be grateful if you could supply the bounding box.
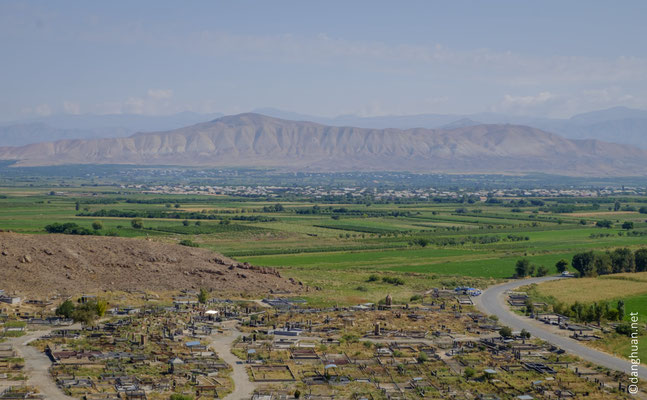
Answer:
[0,232,303,298]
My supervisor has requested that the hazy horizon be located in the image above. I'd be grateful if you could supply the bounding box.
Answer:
[2,1,646,122]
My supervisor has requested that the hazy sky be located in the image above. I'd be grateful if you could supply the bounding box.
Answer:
[1,1,646,121]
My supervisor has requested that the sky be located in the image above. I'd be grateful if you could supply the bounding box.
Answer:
[1,0,646,122]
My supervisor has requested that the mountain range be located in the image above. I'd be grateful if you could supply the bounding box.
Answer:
[1,107,646,149]
[1,113,645,176]
[254,107,647,149]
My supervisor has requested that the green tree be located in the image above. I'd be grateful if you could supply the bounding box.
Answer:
[614,200,621,211]
[131,218,143,229]
[610,248,635,273]
[55,300,75,318]
[182,219,190,226]
[515,259,530,278]
[464,367,476,379]
[75,201,80,211]
[593,253,613,275]
[95,300,108,317]
[622,221,634,230]
[635,248,647,272]
[572,251,596,277]
[617,300,625,320]
[91,221,103,230]
[555,259,569,273]
[524,298,534,315]
[198,288,209,304]
[71,309,96,325]
[535,265,549,277]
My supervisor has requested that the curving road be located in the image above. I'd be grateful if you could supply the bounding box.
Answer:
[475,276,647,378]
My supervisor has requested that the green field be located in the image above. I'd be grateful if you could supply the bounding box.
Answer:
[1,187,647,304]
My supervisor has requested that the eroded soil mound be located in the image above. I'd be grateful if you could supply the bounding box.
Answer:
[0,232,302,297]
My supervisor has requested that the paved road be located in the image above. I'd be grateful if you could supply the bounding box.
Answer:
[475,276,647,378]
[209,322,257,400]
[6,330,75,400]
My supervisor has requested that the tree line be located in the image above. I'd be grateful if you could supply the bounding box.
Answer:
[571,247,647,277]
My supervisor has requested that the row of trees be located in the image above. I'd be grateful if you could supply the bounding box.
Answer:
[572,248,647,277]
[553,299,625,324]
[45,221,105,235]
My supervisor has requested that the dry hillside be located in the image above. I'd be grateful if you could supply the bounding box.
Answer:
[2,113,646,176]
[0,232,303,298]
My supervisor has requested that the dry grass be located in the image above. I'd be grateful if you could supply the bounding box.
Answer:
[535,273,647,303]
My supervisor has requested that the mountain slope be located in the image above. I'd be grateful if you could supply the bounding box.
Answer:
[254,107,647,149]
[0,113,645,176]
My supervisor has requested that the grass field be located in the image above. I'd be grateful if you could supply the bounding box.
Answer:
[1,188,647,305]
[534,272,647,304]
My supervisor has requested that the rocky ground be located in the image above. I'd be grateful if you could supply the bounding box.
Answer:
[0,232,303,298]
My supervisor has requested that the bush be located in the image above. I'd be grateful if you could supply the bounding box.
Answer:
[622,221,634,230]
[615,323,633,336]
[131,218,144,229]
[382,276,405,285]
[535,265,549,277]
[55,300,75,318]
[91,221,103,230]
[367,274,380,282]
[499,326,513,338]
[179,239,199,247]
[170,395,193,400]
[596,219,613,228]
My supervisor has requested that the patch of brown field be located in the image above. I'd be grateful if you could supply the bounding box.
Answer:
[0,232,303,298]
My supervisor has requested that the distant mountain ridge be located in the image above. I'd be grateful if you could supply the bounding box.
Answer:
[0,112,223,146]
[1,113,646,176]
[253,106,647,149]
[2,107,645,149]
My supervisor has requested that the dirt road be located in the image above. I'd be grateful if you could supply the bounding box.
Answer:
[209,322,258,400]
[6,330,74,400]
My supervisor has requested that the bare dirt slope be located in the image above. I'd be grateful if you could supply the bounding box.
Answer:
[0,232,302,297]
